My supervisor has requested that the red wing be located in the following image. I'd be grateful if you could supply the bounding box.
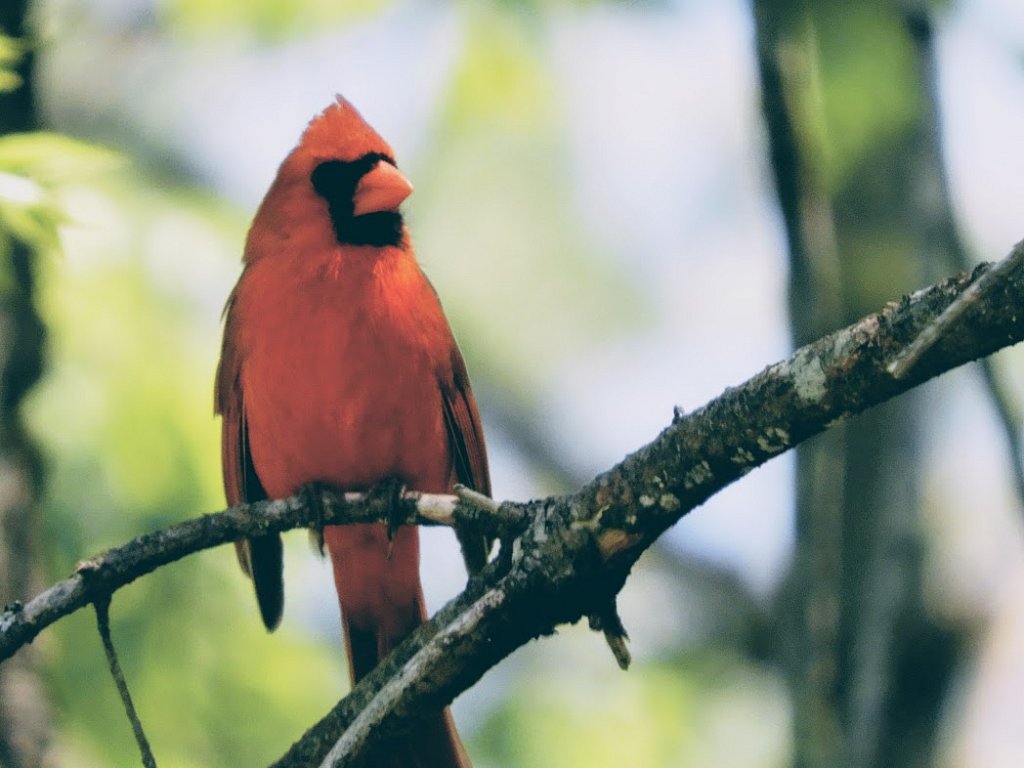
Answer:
[441,347,491,497]
[215,305,247,507]
[216,300,283,630]
[441,346,492,574]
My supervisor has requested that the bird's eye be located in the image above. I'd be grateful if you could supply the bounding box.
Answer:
[311,161,359,202]
[311,154,396,202]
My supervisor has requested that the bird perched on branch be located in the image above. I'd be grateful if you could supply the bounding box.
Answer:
[216,96,490,767]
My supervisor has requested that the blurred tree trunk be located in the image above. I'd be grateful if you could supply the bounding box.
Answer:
[0,1,52,766]
[754,2,963,767]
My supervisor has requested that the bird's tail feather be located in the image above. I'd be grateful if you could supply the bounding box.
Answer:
[327,522,470,768]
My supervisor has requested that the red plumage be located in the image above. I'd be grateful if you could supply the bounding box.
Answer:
[216,97,489,768]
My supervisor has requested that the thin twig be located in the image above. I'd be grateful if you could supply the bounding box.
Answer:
[888,241,1024,379]
[94,595,157,768]
[317,588,507,768]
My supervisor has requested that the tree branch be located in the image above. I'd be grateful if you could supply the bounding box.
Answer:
[2,251,1023,765]
[0,491,507,664]
[274,250,1024,767]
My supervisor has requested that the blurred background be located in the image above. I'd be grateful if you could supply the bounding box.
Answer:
[1,0,1023,766]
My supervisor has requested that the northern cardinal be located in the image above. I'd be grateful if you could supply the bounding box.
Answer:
[215,96,489,768]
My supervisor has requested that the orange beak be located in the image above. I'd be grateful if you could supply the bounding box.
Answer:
[352,160,414,216]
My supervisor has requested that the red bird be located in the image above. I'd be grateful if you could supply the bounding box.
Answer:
[215,97,489,768]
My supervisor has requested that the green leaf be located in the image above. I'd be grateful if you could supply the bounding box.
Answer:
[161,0,392,42]
[0,33,25,93]
[0,132,122,183]
[0,132,121,255]
[0,70,21,93]
[0,189,63,252]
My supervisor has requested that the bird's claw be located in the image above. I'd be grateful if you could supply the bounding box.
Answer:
[367,477,408,557]
[589,598,632,670]
[301,481,328,555]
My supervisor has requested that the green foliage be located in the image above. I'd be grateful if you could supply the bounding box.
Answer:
[161,0,392,42]
[0,33,24,92]
[0,132,119,295]
[158,0,630,41]
[808,5,922,191]
[475,644,790,767]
